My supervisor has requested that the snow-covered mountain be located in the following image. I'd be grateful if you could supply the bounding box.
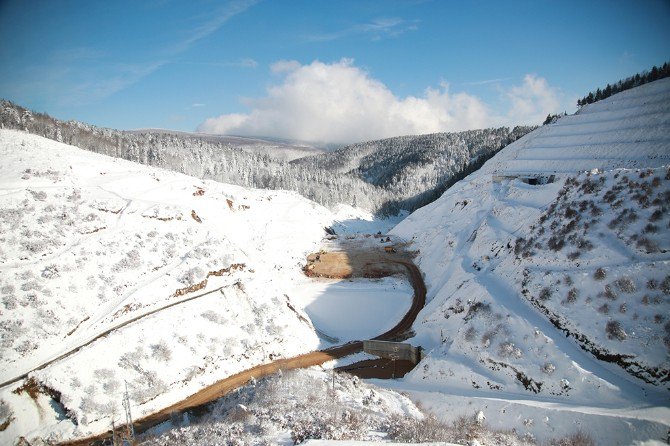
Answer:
[0,129,343,442]
[391,78,670,443]
[0,100,533,214]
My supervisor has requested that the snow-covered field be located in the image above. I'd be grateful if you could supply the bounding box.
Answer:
[391,79,670,444]
[0,129,352,443]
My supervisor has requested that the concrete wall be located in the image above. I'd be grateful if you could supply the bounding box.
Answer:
[363,340,422,364]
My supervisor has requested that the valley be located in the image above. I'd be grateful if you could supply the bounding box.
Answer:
[0,77,669,446]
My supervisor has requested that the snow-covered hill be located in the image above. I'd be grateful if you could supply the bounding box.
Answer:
[0,129,342,442]
[391,78,670,443]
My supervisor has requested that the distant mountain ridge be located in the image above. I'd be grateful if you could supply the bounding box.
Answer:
[0,99,533,214]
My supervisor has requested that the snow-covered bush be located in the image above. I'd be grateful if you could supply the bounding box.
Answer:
[541,362,556,375]
[178,267,205,286]
[0,399,12,426]
[150,341,172,363]
[605,320,627,341]
[593,268,606,281]
[546,430,595,446]
[614,277,636,294]
[201,310,226,325]
[498,342,523,359]
[112,249,142,272]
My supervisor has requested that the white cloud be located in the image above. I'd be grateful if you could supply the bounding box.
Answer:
[198,59,564,144]
[504,74,562,124]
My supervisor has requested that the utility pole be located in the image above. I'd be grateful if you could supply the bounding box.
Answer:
[389,353,399,379]
[111,418,116,446]
[122,381,135,443]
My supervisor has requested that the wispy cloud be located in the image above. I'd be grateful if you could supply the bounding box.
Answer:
[169,0,259,54]
[41,0,258,105]
[308,17,419,42]
[462,77,512,86]
[170,57,258,69]
[65,61,166,105]
[226,58,258,68]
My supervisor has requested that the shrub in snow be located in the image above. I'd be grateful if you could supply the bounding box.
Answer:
[566,288,578,303]
[118,347,146,371]
[498,342,522,359]
[643,223,658,233]
[131,370,167,403]
[600,284,617,301]
[541,362,556,375]
[201,310,226,325]
[614,277,635,293]
[661,276,670,295]
[463,301,491,321]
[0,399,12,425]
[606,320,627,341]
[93,368,115,380]
[112,249,142,272]
[21,239,51,254]
[636,236,659,253]
[179,267,205,286]
[150,341,172,362]
[547,236,564,251]
[593,268,606,281]
[29,190,47,201]
[16,339,38,354]
[464,326,477,342]
[539,287,552,301]
[546,430,595,446]
[41,264,59,279]
[2,294,17,310]
[649,209,663,222]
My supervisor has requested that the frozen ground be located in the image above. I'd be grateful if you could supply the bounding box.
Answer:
[289,277,413,344]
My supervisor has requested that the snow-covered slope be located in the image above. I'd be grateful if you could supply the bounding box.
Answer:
[391,79,670,443]
[0,129,338,442]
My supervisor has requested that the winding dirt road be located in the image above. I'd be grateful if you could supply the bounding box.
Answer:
[61,240,426,446]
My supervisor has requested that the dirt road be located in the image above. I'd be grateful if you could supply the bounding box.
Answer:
[61,235,426,446]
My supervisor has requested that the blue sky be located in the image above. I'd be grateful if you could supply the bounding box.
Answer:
[1,0,668,143]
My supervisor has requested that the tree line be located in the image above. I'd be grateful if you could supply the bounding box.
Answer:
[1,99,532,216]
[577,62,669,108]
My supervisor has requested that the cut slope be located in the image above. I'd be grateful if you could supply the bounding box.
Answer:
[391,79,670,441]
